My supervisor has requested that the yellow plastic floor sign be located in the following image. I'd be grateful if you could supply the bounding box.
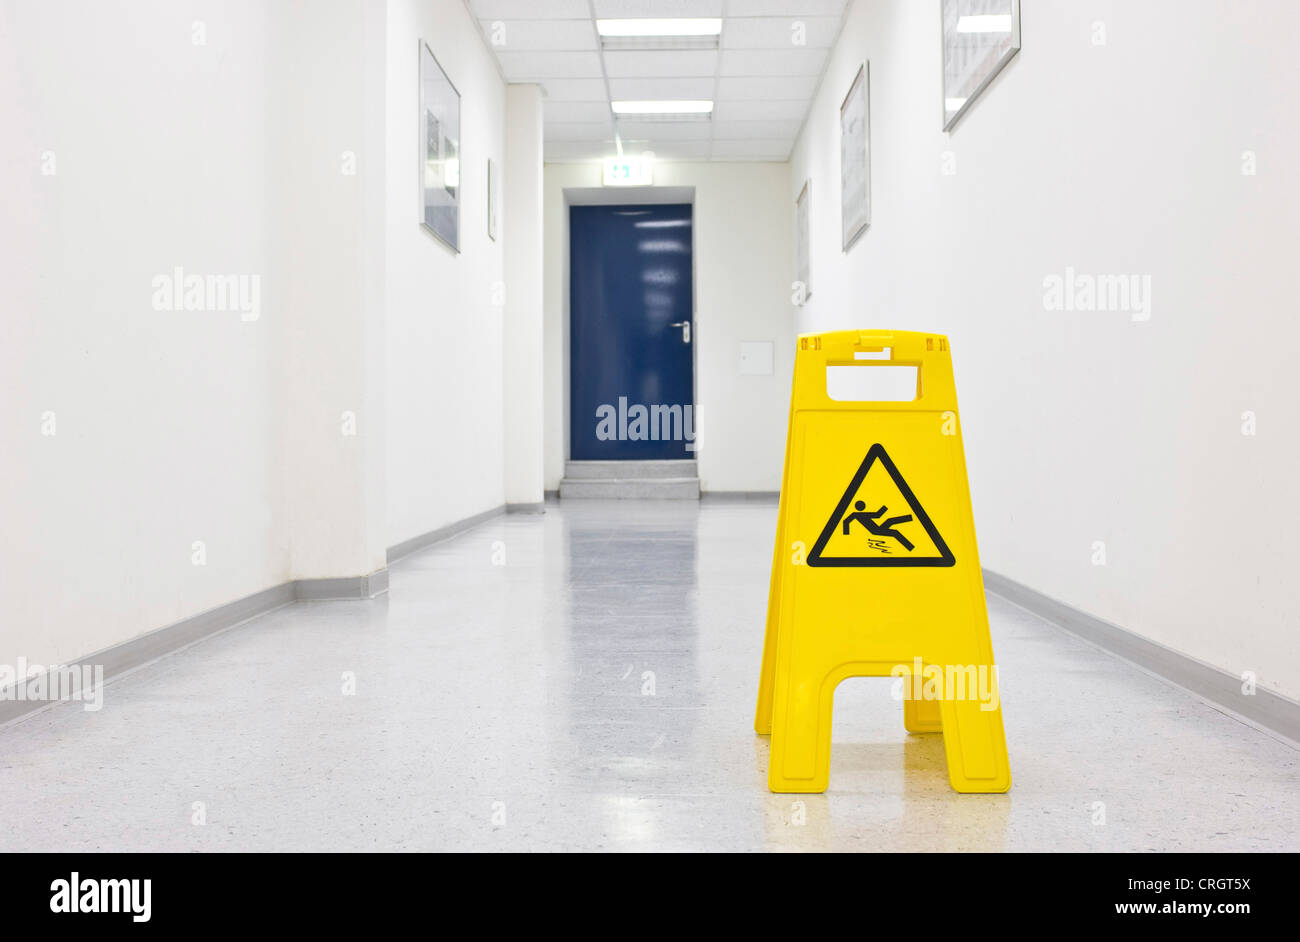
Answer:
[755,329,1011,794]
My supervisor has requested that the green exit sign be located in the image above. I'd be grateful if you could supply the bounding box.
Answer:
[603,156,654,187]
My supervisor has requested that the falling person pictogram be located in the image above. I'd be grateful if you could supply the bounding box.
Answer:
[805,443,955,567]
[840,501,914,553]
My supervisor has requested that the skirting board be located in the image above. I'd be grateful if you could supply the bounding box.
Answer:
[295,569,389,601]
[506,502,546,514]
[3,506,510,729]
[0,581,296,728]
[386,504,505,564]
[0,572,391,728]
[983,568,1300,748]
[701,491,780,503]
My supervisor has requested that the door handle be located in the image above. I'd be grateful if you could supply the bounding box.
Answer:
[669,321,691,343]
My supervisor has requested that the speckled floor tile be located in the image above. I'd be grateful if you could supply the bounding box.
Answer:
[0,500,1296,852]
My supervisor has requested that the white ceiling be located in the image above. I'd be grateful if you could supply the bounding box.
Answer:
[468,0,848,163]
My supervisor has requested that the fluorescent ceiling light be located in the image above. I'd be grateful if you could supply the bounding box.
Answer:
[944,97,968,111]
[955,14,1012,33]
[597,18,722,37]
[612,100,714,115]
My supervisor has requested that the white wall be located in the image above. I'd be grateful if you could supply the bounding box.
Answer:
[542,162,795,494]
[274,0,389,582]
[0,0,516,676]
[1,0,285,670]
[385,0,507,546]
[792,0,1300,699]
[503,85,545,506]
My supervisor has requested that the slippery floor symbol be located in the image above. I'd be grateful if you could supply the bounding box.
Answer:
[806,443,956,567]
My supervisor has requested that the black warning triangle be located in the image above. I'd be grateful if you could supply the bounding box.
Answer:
[806,444,956,568]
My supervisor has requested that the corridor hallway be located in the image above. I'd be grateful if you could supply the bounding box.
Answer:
[2,501,1296,853]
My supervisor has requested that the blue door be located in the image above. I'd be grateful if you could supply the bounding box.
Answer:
[570,204,695,460]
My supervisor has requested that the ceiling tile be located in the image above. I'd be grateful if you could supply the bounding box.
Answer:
[612,135,654,149]
[716,75,815,99]
[539,78,611,101]
[645,141,712,160]
[496,50,604,80]
[720,48,827,77]
[603,50,718,79]
[544,100,614,122]
[608,77,716,100]
[615,119,714,140]
[593,1,724,17]
[471,0,591,19]
[544,140,609,162]
[712,98,808,121]
[726,0,845,16]
[545,122,616,142]
[478,19,597,52]
[711,119,801,140]
[710,139,792,159]
[476,0,841,162]
[722,15,840,50]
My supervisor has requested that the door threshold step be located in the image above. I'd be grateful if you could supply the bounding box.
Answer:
[558,477,700,500]
[564,460,697,481]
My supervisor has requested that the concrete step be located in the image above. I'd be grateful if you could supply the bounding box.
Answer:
[558,477,700,500]
[564,460,697,481]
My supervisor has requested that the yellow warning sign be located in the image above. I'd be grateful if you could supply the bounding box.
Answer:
[807,444,954,566]
[755,329,1011,794]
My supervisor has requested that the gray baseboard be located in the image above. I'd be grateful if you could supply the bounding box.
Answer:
[294,568,389,601]
[0,581,296,729]
[3,505,510,729]
[385,504,505,565]
[701,491,780,503]
[983,568,1300,748]
[506,502,546,514]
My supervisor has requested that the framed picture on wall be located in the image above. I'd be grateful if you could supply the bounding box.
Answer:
[795,179,811,304]
[419,41,460,252]
[840,63,870,252]
[487,158,499,241]
[941,0,1021,131]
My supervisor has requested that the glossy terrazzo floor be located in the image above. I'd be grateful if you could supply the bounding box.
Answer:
[3,499,1298,852]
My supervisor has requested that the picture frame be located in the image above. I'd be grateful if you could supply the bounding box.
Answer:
[487,158,499,242]
[419,41,460,252]
[795,179,811,304]
[840,63,870,252]
[941,0,1021,132]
